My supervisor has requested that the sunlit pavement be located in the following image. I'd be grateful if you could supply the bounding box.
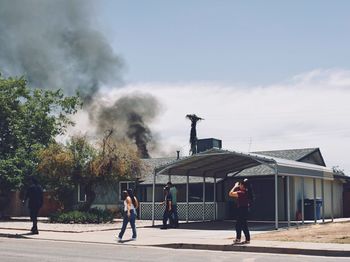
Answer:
[1,219,350,257]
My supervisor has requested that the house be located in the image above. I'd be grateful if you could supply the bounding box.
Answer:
[135,146,347,226]
[3,143,347,225]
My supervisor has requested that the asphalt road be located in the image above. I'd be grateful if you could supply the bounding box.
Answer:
[0,238,348,262]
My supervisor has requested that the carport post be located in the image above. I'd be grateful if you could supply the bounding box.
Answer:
[301,177,305,224]
[186,174,189,223]
[287,176,290,228]
[274,165,279,230]
[321,179,325,223]
[214,177,217,220]
[202,176,206,221]
[331,181,334,222]
[152,170,156,227]
[313,178,317,223]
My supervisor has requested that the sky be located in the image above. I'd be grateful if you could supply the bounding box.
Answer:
[96,1,350,84]
[76,1,350,173]
[1,1,350,173]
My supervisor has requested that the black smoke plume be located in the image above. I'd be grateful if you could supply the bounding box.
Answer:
[0,0,123,102]
[93,94,160,158]
[0,0,161,156]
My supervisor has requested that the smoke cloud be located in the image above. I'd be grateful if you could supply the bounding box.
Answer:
[0,0,161,156]
[92,94,161,158]
[0,0,123,102]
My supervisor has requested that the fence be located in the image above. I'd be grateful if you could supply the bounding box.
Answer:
[139,202,217,220]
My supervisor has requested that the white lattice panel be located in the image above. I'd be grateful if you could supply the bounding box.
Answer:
[139,202,163,220]
[139,202,216,220]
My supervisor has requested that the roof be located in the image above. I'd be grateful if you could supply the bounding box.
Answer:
[140,173,217,185]
[155,148,334,180]
[140,157,217,185]
[252,148,318,161]
[237,148,323,177]
[139,148,334,185]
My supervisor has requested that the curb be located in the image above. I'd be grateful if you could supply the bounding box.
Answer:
[1,232,349,257]
[0,224,150,233]
[154,243,350,257]
[0,233,116,245]
[0,227,117,233]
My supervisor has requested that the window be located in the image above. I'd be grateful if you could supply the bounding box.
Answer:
[119,181,136,200]
[78,184,87,202]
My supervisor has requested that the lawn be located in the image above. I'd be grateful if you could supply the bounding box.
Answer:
[254,221,350,244]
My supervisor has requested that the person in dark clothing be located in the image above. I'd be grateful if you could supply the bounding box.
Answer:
[24,177,43,234]
[229,179,252,244]
[160,186,173,229]
[167,182,179,228]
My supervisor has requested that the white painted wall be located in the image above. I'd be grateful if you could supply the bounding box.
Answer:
[292,177,343,219]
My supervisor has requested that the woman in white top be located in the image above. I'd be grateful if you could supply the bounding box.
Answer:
[117,189,139,242]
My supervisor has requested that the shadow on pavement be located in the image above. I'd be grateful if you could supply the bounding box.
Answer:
[118,239,136,243]
[146,220,285,231]
[0,232,34,239]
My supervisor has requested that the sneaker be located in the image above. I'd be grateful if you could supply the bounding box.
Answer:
[233,239,241,244]
[131,237,137,241]
[242,240,250,244]
[160,227,167,230]
[115,235,122,242]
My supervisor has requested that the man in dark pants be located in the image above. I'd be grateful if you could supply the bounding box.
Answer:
[24,177,43,234]
[167,182,179,228]
[229,181,251,244]
[160,186,173,229]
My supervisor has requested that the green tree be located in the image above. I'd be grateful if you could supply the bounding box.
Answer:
[85,130,143,211]
[332,166,345,176]
[38,137,97,211]
[0,74,81,196]
[38,132,143,211]
[37,143,75,210]
[67,135,97,211]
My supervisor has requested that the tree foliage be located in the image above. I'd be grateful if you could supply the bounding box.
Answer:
[89,130,142,181]
[0,74,81,194]
[332,166,346,176]
[38,132,143,211]
[37,143,75,210]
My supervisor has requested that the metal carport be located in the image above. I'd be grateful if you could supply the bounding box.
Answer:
[152,149,334,229]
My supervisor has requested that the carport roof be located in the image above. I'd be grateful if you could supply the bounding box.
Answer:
[155,148,334,180]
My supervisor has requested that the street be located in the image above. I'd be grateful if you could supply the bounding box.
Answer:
[0,238,348,262]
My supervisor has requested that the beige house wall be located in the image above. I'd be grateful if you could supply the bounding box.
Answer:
[292,177,343,219]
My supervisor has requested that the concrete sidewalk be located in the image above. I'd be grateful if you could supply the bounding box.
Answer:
[0,219,349,257]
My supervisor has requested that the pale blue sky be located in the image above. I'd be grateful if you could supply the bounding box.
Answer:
[97,1,350,85]
[1,0,349,171]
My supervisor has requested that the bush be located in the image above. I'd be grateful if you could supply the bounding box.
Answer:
[49,208,116,224]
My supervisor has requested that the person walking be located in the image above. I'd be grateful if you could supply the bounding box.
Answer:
[160,185,173,229]
[167,182,179,228]
[229,179,252,244]
[117,189,138,242]
[23,177,43,234]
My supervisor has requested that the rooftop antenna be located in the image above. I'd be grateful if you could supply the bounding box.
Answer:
[186,114,204,155]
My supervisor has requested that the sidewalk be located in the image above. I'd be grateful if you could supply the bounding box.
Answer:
[0,219,349,257]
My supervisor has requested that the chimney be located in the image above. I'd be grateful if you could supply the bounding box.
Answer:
[197,138,222,153]
[176,150,180,160]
